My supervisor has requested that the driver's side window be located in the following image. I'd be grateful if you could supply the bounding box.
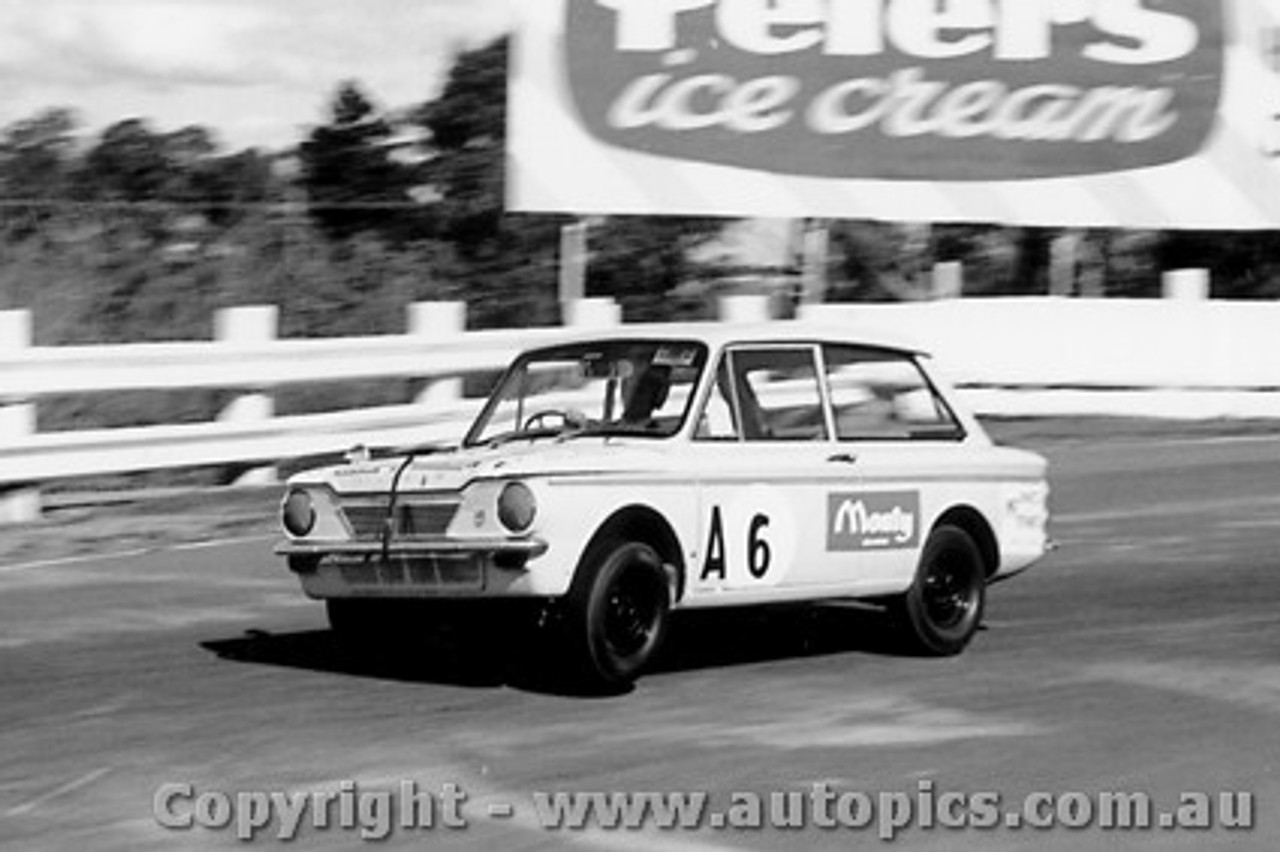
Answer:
[736,348,827,441]
[696,347,828,442]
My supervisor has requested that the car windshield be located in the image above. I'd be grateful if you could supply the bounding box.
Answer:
[464,340,708,446]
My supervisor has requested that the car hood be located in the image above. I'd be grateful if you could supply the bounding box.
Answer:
[289,437,672,494]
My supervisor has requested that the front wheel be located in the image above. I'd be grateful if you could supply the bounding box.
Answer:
[563,539,672,687]
[892,526,986,656]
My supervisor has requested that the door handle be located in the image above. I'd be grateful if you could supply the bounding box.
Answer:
[827,452,858,465]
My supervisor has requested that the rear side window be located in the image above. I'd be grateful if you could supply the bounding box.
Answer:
[823,345,963,441]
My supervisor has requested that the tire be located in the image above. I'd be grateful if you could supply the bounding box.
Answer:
[563,538,672,687]
[893,525,986,656]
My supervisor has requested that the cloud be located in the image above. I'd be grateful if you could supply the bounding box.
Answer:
[258,0,513,90]
[0,0,283,88]
[0,0,513,148]
[0,0,512,91]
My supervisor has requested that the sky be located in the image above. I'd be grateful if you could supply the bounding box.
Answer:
[0,0,513,152]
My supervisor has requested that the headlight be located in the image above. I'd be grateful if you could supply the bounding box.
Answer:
[497,481,537,533]
[281,488,316,537]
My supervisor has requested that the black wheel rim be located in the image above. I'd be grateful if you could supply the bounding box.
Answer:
[602,562,662,659]
[923,550,976,630]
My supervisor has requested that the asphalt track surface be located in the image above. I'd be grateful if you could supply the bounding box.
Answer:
[3,428,1279,850]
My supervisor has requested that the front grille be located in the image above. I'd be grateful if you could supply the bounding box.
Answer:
[337,555,483,591]
[399,503,459,537]
[340,499,459,541]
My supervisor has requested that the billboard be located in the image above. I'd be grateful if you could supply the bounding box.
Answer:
[508,0,1280,228]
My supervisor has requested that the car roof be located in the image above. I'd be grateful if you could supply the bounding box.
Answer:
[526,320,929,357]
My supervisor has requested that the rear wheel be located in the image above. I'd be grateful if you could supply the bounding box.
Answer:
[563,538,671,687]
[893,525,986,656]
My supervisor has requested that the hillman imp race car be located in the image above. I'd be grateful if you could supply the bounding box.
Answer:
[277,323,1050,686]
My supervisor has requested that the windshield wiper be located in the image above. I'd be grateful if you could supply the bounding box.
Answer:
[385,440,455,457]
[480,422,666,448]
[483,427,568,448]
[569,424,664,440]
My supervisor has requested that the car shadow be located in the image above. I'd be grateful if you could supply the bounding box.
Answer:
[201,601,938,699]
[656,602,930,673]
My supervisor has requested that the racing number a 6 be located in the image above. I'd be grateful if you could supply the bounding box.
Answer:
[701,506,773,582]
[697,485,798,589]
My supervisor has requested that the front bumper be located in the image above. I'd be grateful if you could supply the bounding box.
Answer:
[275,537,548,561]
[275,537,551,599]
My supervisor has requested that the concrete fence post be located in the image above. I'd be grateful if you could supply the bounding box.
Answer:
[800,219,830,305]
[566,297,621,329]
[409,301,466,406]
[0,310,40,523]
[718,294,772,323]
[215,305,279,485]
[1163,269,1210,301]
[1048,231,1081,297]
[559,220,589,310]
[932,261,964,300]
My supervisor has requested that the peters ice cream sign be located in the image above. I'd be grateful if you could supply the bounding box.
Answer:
[510,1,1280,228]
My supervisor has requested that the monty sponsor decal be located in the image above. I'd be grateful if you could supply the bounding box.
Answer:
[828,491,920,551]
[563,0,1224,180]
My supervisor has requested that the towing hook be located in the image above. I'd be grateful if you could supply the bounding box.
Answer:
[380,517,395,563]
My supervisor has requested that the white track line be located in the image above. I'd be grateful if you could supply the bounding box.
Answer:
[6,767,112,818]
[0,535,275,575]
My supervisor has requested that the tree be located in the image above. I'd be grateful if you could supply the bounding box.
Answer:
[79,119,173,202]
[0,108,81,243]
[826,221,930,302]
[412,36,565,326]
[588,215,740,319]
[298,81,416,242]
[0,108,79,200]
[416,36,510,251]
[414,36,732,325]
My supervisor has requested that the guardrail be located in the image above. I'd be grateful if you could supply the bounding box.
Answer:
[4,287,1280,522]
[799,297,1280,420]
[0,298,626,522]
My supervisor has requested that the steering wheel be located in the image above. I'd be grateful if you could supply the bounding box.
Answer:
[523,409,586,431]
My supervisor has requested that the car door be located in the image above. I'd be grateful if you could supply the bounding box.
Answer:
[810,343,974,593]
[688,343,863,602]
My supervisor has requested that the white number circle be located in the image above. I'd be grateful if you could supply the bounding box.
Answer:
[721,484,797,588]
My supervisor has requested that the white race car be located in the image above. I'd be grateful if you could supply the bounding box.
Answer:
[277,323,1050,686]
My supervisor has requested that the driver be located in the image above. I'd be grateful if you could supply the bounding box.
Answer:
[621,365,672,426]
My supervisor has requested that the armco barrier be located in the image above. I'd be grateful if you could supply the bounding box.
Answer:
[0,401,482,483]
[799,297,1280,391]
[0,297,638,522]
[3,290,1280,522]
[798,297,1280,420]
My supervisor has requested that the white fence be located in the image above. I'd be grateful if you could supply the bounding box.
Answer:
[800,296,1280,419]
[3,286,1280,522]
[0,298,626,522]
